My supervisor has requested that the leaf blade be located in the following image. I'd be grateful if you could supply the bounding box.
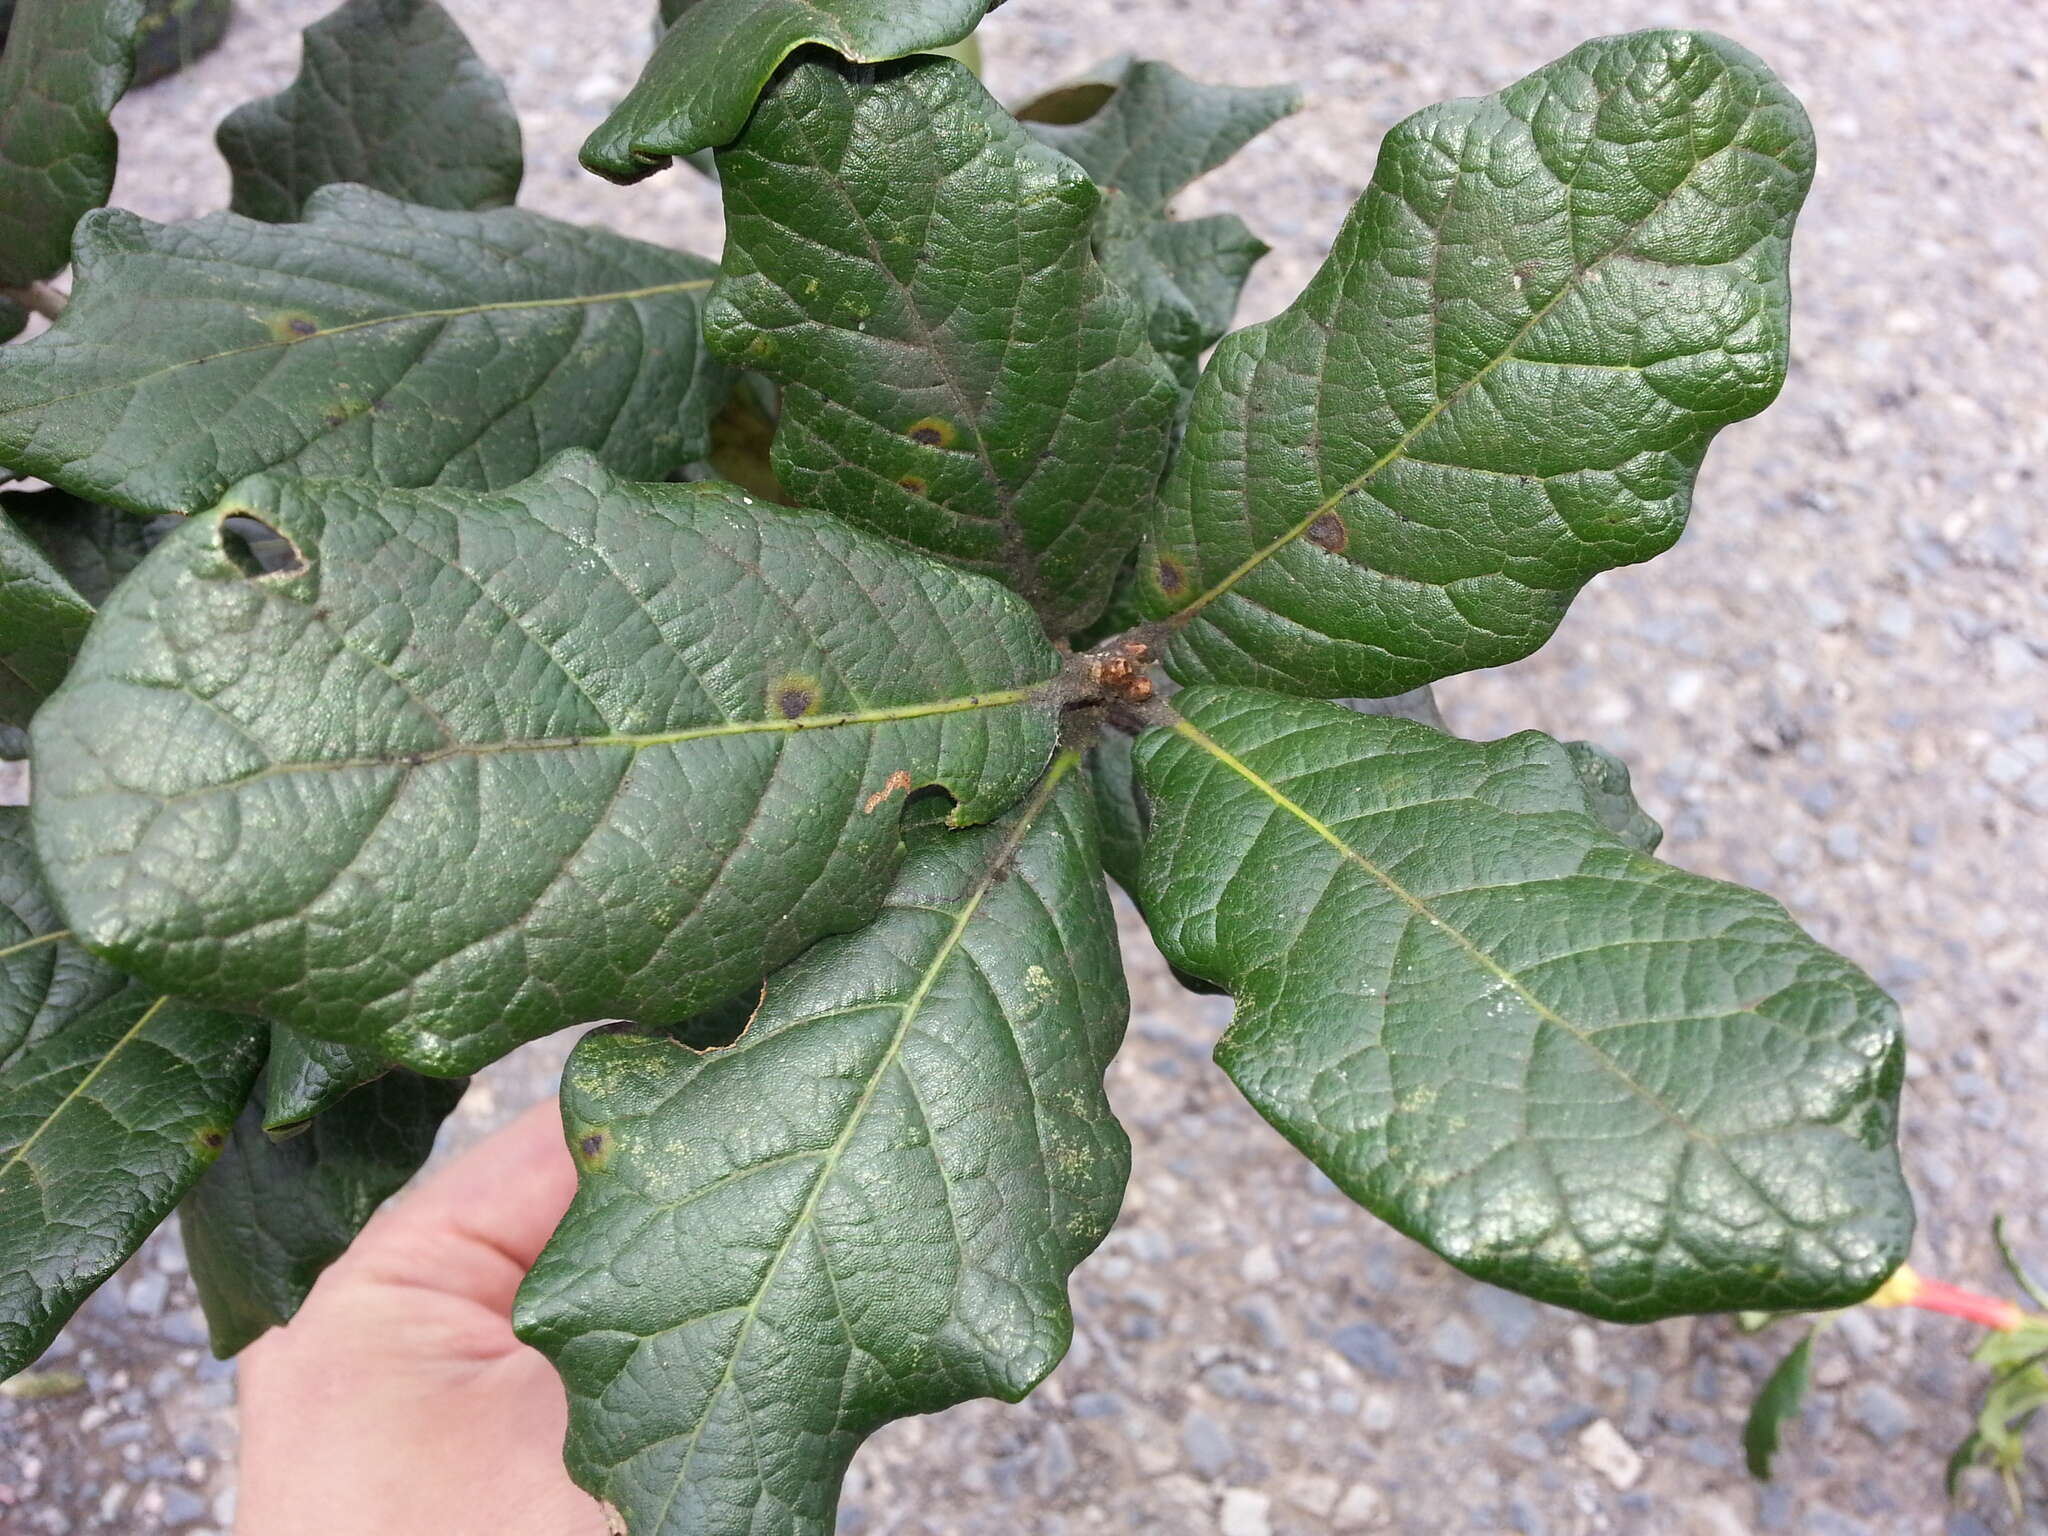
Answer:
[180,1068,466,1355]
[216,0,524,222]
[31,454,1064,1076]
[0,988,263,1374]
[0,503,94,729]
[1743,1330,1816,1478]
[707,57,1178,634]
[1135,687,1911,1321]
[0,187,729,514]
[583,0,993,180]
[1136,31,1815,697]
[516,758,1128,1536]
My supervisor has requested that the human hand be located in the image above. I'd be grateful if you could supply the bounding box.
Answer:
[234,1097,608,1535]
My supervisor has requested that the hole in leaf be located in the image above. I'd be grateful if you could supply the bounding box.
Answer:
[219,515,306,578]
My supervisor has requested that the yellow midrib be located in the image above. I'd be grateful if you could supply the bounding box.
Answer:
[0,995,166,1182]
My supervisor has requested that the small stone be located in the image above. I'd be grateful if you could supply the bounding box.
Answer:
[1577,1418,1644,1490]
[1219,1489,1271,1536]
[1847,1381,1912,1445]
[1286,1475,1340,1518]
[1430,1317,1480,1370]
[1069,1391,1123,1419]
[1239,1245,1280,1285]
[1181,1410,1235,1478]
[1469,1286,1537,1347]
[1329,1322,1403,1378]
[1234,1295,1288,1351]
[1825,826,1862,862]
[159,1309,210,1349]
[1679,1494,1753,1536]
[159,1487,208,1526]
[1567,1325,1600,1377]
[124,1273,168,1318]
[1034,1423,1076,1499]
[1332,1482,1388,1529]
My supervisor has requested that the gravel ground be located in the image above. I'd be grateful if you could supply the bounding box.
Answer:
[3,1,2044,1532]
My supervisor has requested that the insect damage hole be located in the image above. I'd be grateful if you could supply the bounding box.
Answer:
[219,514,307,578]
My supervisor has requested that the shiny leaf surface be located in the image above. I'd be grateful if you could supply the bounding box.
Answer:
[31,454,1063,1075]
[1134,687,1912,1320]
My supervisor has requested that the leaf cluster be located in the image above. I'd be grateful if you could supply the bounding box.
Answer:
[0,2,1914,1531]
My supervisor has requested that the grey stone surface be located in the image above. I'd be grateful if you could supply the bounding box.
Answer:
[4,0,2044,1532]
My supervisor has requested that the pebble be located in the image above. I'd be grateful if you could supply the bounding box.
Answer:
[1470,1287,1538,1348]
[1332,1482,1389,1529]
[1847,1382,1913,1445]
[124,1274,169,1319]
[1181,1411,1235,1478]
[1576,1418,1644,1490]
[1430,1317,1480,1371]
[1219,1488,1272,1536]
[1069,1391,1124,1419]
[1239,1245,1280,1285]
[159,1486,208,1526]
[1328,1322,1403,1378]
[1285,1474,1340,1517]
[1035,1424,1076,1498]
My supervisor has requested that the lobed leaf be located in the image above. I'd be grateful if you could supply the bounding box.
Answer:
[0,806,127,1072]
[0,488,155,606]
[708,57,1178,635]
[0,187,729,515]
[260,1023,392,1134]
[1134,31,1815,698]
[31,453,1064,1076]
[1134,687,1912,1321]
[0,988,263,1375]
[180,1068,466,1355]
[517,758,1128,1536]
[0,0,140,287]
[0,501,94,729]
[216,0,523,223]
[584,0,994,181]
[1020,57,1297,387]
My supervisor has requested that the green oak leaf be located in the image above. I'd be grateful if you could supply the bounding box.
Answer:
[0,489,156,606]
[0,500,94,728]
[1019,57,1297,387]
[1564,738,1664,853]
[585,0,994,181]
[1134,687,1911,1321]
[1743,1329,1815,1478]
[31,453,1063,1076]
[516,756,1128,1536]
[0,988,263,1375]
[261,1023,393,1135]
[0,186,730,516]
[181,1068,467,1355]
[130,0,230,88]
[1135,31,1814,699]
[0,806,128,1071]
[216,0,523,223]
[0,0,140,287]
[708,57,1178,635]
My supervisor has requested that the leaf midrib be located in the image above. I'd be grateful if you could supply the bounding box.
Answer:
[1169,716,1719,1149]
[1165,89,1749,625]
[0,994,164,1181]
[1,276,717,417]
[146,688,1043,806]
[643,749,1080,1528]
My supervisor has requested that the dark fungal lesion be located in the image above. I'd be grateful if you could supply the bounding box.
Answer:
[766,670,823,721]
[1305,511,1348,553]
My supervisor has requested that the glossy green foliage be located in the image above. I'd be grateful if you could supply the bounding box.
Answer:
[0,490,155,606]
[708,57,1177,634]
[585,0,993,180]
[181,1069,466,1355]
[31,454,1063,1075]
[1134,689,1912,1321]
[261,1023,391,1133]
[517,762,1128,1536]
[0,808,126,1071]
[130,0,231,88]
[217,0,522,222]
[0,503,94,728]
[1136,32,1815,699]
[1019,57,1297,388]
[0,986,262,1374]
[0,0,140,286]
[0,187,727,515]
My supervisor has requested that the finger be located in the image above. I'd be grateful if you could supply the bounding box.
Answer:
[345,1094,580,1314]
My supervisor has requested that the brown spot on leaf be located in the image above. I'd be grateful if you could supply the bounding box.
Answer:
[265,310,323,343]
[1306,512,1348,553]
[863,769,915,814]
[195,1127,227,1152]
[1154,555,1186,596]
[767,671,823,721]
[905,416,957,449]
[897,476,928,496]
[576,1127,612,1170]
